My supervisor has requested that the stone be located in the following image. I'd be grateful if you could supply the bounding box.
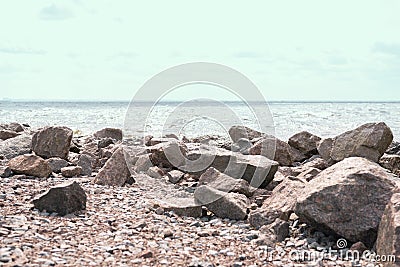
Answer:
[249,176,306,228]
[46,157,68,173]
[157,198,202,218]
[146,137,178,146]
[61,166,82,178]
[249,136,294,166]
[31,126,73,159]
[0,130,19,140]
[289,146,308,163]
[295,157,399,247]
[288,131,321,156]
[232,138,252,154]
[32,181,87,216]
[317,122,393,163]
[147,141,188,169]
[134,154,153,172]
[228,125,263,143]
[167,170,185,184]
[0,166,12,178]
[77,154,93,176]
[198,167,253,197]
[93,128,122,141]
[7,122,24,132]
[0,134,31,159]
[260,218,290,242]
[94,147,131,186]
[8,154,52,178]
[379,154,400,176]
[350,242,367,253]
[146,166,165,179]
[376,193,400,264]
[183,144,278,188]
[194,185,249,220]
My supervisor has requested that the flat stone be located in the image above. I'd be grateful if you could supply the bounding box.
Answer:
[8,154,52,178]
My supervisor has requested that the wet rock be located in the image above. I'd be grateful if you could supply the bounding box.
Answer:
[46,157,68,173]
[0,134,32,159]
[295,157,399,247]
[0,166,12,178]
[32,181,87,216]
[249,176,306,228]
[317,122,393,163]
[93,128,122,141]
[228,125,263,143]
[288,131,321,156]
[94,147,131,186]
[198,167,253,197]
[61,166,82,178]
[0,130,20,140]
[167,170,185,184]
[194,185,249,220]
[31,126,73,159]
[8,154,51,178]
[376,193,400,264]
[379,154,400,176]
[77,154,93,176]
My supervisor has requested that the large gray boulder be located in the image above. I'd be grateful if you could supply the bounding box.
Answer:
[249,176,307,228]
[376,193,400,265]
[8,154,52,178]
[0,134,32,159]
[295,157,399,247]
[194,185,248,220]
[317,122,393,163]
[31,126,73,159]
[32,181,86,216]
[94,147,131,186]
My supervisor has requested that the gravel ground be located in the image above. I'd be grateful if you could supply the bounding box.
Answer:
[0,175,382,267]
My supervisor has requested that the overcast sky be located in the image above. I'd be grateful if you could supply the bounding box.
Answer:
[1,1,399,101]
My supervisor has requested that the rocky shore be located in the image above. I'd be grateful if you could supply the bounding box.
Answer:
[1,122,400,266]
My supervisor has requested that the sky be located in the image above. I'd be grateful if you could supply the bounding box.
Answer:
[0,1,400,101]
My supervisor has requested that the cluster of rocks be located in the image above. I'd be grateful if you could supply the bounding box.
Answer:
[1,121,400,266]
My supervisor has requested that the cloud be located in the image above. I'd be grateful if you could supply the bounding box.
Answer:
[0,47,46,55]
[372,42,400,56]
[39,4,74,20]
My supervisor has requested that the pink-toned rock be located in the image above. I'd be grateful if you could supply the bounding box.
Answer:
[94,147,131,186]
[61,166,82,178]
[0,130,20,140]
[8,154,52,178]
[31,126,73,159]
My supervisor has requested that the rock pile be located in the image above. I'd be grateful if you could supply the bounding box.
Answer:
[1,122,400,266]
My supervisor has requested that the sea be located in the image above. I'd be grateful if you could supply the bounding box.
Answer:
[0,101,399,141]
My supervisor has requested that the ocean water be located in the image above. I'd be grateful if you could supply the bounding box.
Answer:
[0,101,399,141]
